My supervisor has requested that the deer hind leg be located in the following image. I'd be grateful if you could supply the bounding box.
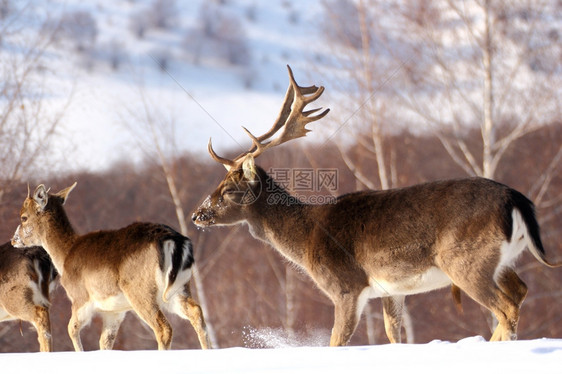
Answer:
[132,306,172,350]
[453,273,521,342]
[125,289,172,350]
[488,290,520,342]
[175,294,211,349]
[99,311,126,350]
[496,268,527,309]
[147,310,172,350]
[8,297,52,352]
[3,284,52,352]
[33,305,52,352]
[488,269,527,341]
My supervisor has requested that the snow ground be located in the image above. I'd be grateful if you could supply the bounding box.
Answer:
[1,337,561,374]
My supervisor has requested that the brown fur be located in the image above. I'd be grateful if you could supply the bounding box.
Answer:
[194,66,559,345]
[13,184,211,351]
[451,285,463,314]
[0,243,57,352]
[194,164,559,345]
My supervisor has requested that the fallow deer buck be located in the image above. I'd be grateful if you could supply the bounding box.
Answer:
[12,183,211,351]
[193,65,561,346]
[0,243,57,351]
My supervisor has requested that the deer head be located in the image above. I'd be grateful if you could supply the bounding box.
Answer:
[192,65,329,228]
[12,183,76,248]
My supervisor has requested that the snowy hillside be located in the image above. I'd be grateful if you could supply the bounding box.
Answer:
[15,0,328,173]
[6,0,560,174]
[1,337,561,374]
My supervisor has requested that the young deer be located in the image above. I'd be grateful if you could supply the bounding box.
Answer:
[193,66,561,346]
[0,243,57,352]
[12,183,211,351]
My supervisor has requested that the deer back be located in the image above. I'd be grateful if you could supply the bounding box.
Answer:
[303,177,545,284]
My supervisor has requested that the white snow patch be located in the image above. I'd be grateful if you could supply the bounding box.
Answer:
[242,326,330,348]
[0,338,560,374]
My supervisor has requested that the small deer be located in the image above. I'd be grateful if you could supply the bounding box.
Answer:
[12,183,211,351]
[0,242,57,352]
[192,66,561,346]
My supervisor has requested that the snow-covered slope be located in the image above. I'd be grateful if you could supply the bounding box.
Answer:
[1,337,561,374]
[19,0,327,172]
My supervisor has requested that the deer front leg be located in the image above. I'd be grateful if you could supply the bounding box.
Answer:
[382,295,405,344]
[68,303,92,352]
[330,293,362,347]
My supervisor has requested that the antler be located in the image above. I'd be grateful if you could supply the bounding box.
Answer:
[208,138,237,169]
[208,65,329,170]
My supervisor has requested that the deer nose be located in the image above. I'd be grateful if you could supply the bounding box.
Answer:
[11,226,22,247]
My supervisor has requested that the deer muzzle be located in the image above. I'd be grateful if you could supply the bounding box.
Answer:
[11,225,25,248]
[191,209,215,227]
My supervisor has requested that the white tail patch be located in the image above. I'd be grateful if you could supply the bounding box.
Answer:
[162,240,174,302]
[162,240,192,303]
[30,259,50,307]
[495,209,530,282]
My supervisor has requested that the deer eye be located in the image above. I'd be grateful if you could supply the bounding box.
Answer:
[222,187,236,196]
[21,216,28,223]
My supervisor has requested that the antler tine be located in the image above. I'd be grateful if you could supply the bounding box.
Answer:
[252,65,323,144]
[238,65,303,156]
[286,65,323,102]
[302,106,330,124]
[208,138,236,170]
[243,65,329,159]
[286,66,329,120]
[208,65,329,169]
[240,126,270,159]
[255,84,295,143]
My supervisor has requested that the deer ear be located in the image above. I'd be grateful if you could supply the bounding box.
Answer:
[242,155,257,181]
[33,185,49,211]
[55,182,77,205]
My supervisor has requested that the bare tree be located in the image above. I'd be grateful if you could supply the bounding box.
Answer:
[318,0,561,340]
[320,0,561,192]
[0,1,71,200]
[319,0,412,343]
[393,0,561,180]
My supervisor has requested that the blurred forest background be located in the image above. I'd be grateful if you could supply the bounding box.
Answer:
[0,0,561,351]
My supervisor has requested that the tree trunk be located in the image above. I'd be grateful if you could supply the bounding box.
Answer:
[481,0,496,179]
[151,124,219,348]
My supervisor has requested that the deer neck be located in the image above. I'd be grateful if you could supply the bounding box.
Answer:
[246,177,314,266]
[40,209,78,274]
